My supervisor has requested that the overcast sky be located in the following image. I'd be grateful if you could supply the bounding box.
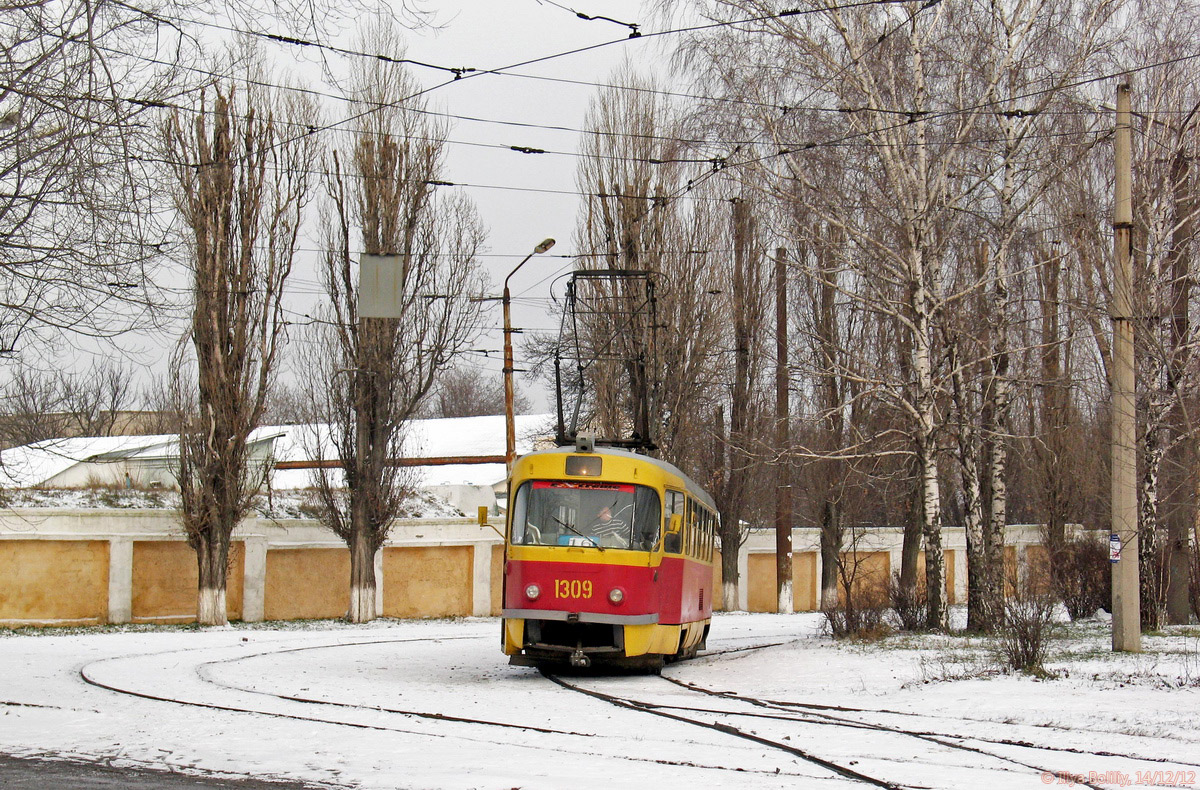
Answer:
[102,0,683,414]
[272,0,678,409]
[35,0,686,411]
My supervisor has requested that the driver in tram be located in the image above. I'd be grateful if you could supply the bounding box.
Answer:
[589,505,629,547]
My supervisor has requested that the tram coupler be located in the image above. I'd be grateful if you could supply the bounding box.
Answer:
[570,648,591,668]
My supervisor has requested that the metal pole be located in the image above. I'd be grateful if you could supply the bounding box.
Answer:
[503,239,555,483]
[774,247,793,613]
[503,284,516,481]
[1111,82,1141,652]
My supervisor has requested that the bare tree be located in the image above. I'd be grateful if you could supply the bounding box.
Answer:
[569,64,726,462]
[568,63,756,599]
[139,374,188,436]
[0,0,175,355]
[708,196,771,609]
[0,359,134,447]
[58,360,135,438]
[0,362,68,448]
[165,62,318,626]
[670,0,1124,630]
[795,224,859,612]
[427,365,528,418]
[261,382,308,426]
[303,24,485,623]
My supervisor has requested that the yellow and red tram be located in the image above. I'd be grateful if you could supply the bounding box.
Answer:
[501,439,717,670]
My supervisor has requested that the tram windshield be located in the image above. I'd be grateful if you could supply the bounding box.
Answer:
[510,481,661,550]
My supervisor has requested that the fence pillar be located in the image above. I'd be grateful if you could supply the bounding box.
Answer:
[242,537,268,623]
[472,542,493,616]
[737,549,750,611]
[107,537,133,624]
[374,549,384,615]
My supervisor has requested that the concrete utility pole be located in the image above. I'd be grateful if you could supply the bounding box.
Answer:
[774,247,793,613]
[1111,82,1141,652]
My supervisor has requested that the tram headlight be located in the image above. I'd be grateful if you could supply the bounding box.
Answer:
[525,583,541,601]
[608,587,625,605]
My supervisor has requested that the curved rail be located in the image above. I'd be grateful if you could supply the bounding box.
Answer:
[542,668,903,789]
[663,676,1200,770]
[77,634,856,782]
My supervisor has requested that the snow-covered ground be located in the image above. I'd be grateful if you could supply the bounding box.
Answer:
[1,612,1197,789]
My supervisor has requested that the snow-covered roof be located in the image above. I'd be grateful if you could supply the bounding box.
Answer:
[270,413,554,489]
[269,414,554,464]
[258,414,554,490]
[0,414,555,490]
[0,428,286,488]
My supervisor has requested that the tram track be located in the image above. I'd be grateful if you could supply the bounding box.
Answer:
[77,633,792,739]
[542,668,906,789]
[73,631,1195,789]
[78,634,867,784]
[670,647,1200,790]
[655,676,1107,790]
[664,676,1200,771]
[79,633,600,736]
[538,633,1200,790]
[556,669,1119,789]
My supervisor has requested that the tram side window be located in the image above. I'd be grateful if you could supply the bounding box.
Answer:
[633,486,662,551]
[664,490,685,553]
[686,499,696,554]
[688,498,699,557]
[509,483,531,545]
[708,511,715,560]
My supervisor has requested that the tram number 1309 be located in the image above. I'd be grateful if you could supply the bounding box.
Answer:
[554,579,593,600]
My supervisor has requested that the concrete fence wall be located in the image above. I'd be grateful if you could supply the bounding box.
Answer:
[0,509,1050,627]
[738,525,1051,613]
[0,510,503,627]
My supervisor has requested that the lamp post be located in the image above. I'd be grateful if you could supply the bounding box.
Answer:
[504,238,555,482]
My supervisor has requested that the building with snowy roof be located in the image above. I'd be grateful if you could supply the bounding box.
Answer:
[0,414,557,514]
[269,413,556,514]
[0,428,286,491]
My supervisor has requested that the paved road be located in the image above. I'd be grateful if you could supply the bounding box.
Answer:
[0,755,337,789]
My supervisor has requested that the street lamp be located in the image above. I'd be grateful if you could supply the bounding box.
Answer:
[504,238,555,483]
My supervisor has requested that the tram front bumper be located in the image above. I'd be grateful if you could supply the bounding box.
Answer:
[503,610,680,663]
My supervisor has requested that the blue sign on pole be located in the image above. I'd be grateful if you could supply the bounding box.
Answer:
[1109,533,1121,563]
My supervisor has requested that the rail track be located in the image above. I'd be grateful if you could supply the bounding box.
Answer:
[78,635,847,783]
[74,631,1198,789]
[663,675,1200,770]
[543,641,1200,790]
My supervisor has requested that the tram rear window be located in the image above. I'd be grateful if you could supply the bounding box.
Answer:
[565,456,602,476]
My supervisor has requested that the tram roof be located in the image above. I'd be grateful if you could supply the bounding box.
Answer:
[518,445,716,512]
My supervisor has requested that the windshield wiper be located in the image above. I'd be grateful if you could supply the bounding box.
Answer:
[551,514,604,551]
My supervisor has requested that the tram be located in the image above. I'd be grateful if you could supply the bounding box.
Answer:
[501,435,717,670]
